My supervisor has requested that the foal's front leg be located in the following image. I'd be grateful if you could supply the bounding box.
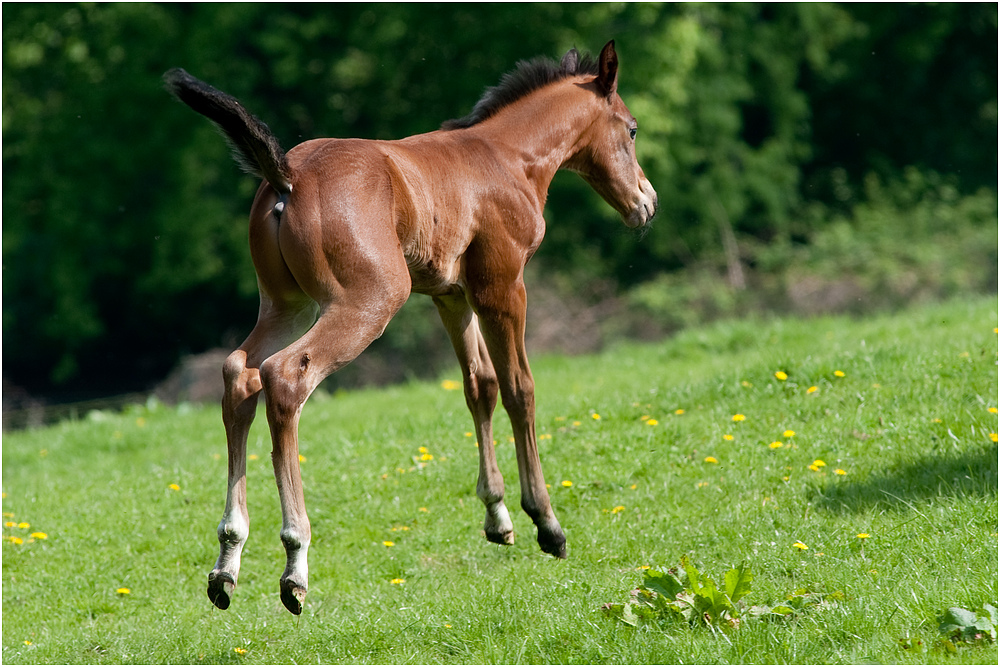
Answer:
[434,295,513,546]
[476,283,567,558]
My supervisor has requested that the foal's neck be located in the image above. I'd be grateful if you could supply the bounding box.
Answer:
[474,79,599,208]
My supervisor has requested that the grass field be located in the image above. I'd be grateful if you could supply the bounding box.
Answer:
[3,296,997,664]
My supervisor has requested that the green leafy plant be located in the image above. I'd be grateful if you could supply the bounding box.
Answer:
[938,604,998,645]
[603,556,838,631]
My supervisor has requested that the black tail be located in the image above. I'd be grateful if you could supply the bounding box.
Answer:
[164,68,292,193]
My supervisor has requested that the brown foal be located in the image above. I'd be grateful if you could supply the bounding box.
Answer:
[165,40,656,615]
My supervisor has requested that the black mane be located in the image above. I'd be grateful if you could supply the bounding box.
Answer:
[441,49,598,130]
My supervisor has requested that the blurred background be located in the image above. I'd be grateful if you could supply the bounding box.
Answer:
[3,3,996,424]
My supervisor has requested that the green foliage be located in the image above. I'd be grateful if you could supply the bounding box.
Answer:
[2,3,996,397]
[939,605,998,645]
[604,558,837,631]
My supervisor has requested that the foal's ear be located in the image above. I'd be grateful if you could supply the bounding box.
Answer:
[596,40,618,98]
[560,48,580,73]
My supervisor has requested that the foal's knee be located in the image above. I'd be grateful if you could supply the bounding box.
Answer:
[465,364,499,413]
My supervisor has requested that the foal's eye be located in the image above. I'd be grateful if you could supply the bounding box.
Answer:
[629,127,638,141]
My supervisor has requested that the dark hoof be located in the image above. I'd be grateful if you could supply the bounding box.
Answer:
[485,528,515,546]
[538,530,567,559]
[207,572,235,610]
[280,578,306,615]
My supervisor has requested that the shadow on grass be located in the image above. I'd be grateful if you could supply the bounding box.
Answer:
[812,444,998,514]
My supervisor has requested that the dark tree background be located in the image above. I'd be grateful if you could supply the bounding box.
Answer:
[3,3,996,401]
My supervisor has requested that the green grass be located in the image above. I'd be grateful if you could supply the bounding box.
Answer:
[3,296,997,664]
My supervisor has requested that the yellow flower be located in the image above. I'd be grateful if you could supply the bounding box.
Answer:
[233,648,247,656]
[464,431,473,437]
[23,641,32,646]
[775,371,788,381]
[116,587,131,595]
[697,481,709,488]
[834,370,845,378]
[723,434,734,441]
[769,441,783,449]
[704,456,718,464]
[637,565,651,570]
[807,386,818,394]
[418,446,429,454]
[441,380,461,391]
[420,453,434,461]
[808,464,820,472]
[611,506,625,514]
[741,380,753,388]
[390,578,406,585]
[988,407,998,414]
[7,536,23,545]
[856,533,870,539]
[418,507,428,513]
[383,541,395,547]
[991,433,998,443]
[793,541,808,551]
[30,532,47,540]
[4,522,14,528]
[783,430,796,438]
[732,414,746,422]
[249,454,259,461]
[835,469,847,475]
[17,522,29,530]
[561,480,573,487]
[630,484,637,490]
[646,419,659,426]
[592,413,601,420]
[298,454,306,463]
[812,459,827,468]
[169,483,180,491]
[674,409,685,415]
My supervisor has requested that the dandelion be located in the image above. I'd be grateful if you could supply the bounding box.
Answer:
[646,419,659,426]
[834,370,845,378]
[23,641,32,646]
[298,454,307,463]
[783,430,796,438]
[592,413,601,421]
[17,522,29,530]
[249,454,259,461]
[807,386,818,394]
[464,431,473,437]
[775,371,788,381]
[812,459,827,468]
[856,533,870,540]
[233,648,247,656]
[390,578,406,585]
[441,380,461,391]
[697,481,709,488]
[169,484,180,491]
[383,541,395,547]
[30,532,47,540]
[444,624,452,628]
[732,414,746,422]
[988,407,998,414]
[611,506,625,514]
[704,456,718,464]
[723,434,734,441]
[572,421,581,427]
[808,464,820,472]
[420,453,434,461]
[4,522,14,528]
[637,565,651,570]
[630,484,637,490]
[418,507,428,513]
[769,441,783,449]
[561,480,573,488]
[991,433,999,443]
[792,541,808,551]
[674,409,685,415]
[7,536,23,545]
[418,446,429,454]
[835,469,847,476]
[741,380,753,388]
[116,587,131,595]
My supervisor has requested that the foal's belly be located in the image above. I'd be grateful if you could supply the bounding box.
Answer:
[406,256,464,297]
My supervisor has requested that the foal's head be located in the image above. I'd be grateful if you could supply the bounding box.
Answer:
[565,41,658,229]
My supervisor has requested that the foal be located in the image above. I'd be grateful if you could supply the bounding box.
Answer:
[166,40,656,615]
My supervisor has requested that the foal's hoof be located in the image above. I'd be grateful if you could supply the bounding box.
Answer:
[207,572,236,610]
[538,529,567,559]
[280,578,307,615]
[485,528,515,546]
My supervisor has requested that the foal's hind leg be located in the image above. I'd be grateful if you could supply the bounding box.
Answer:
[434,295,513,546]
[260,297,407,614]
[208,296,317,610]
